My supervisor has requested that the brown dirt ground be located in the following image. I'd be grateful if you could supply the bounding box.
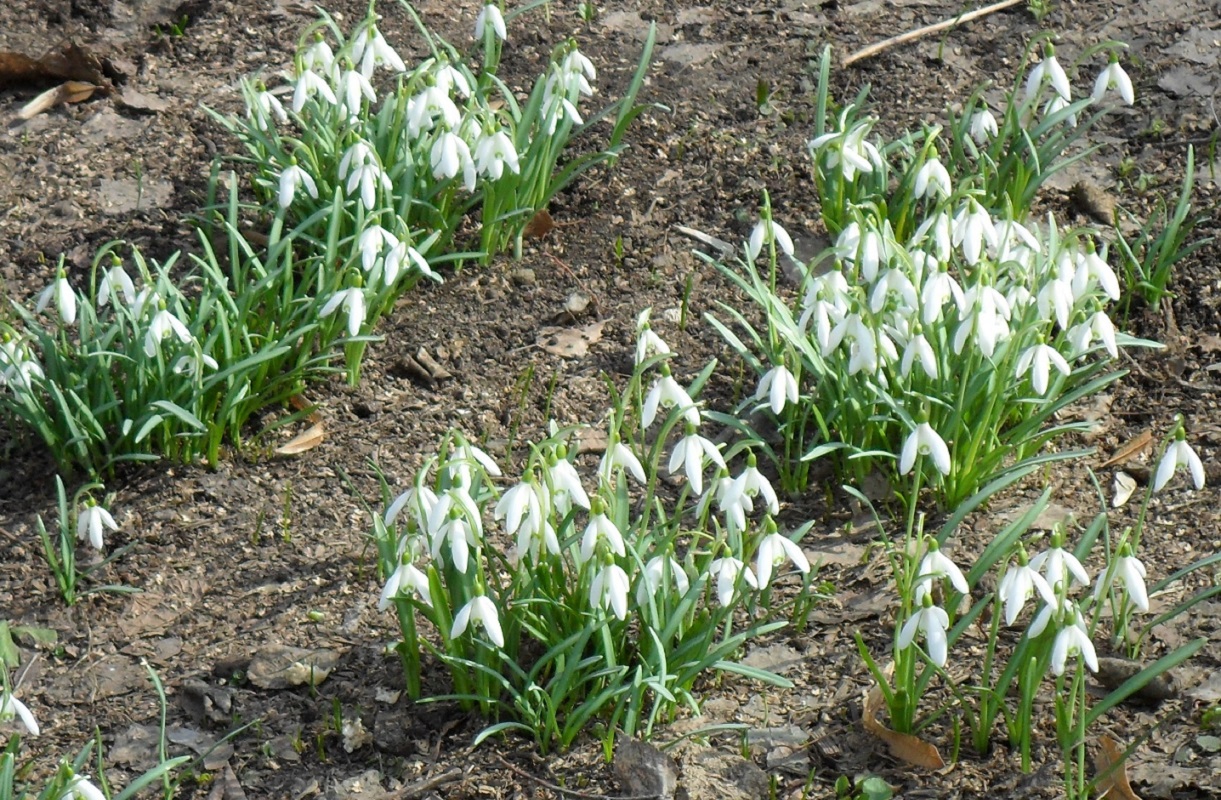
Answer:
[2,0,1221,798]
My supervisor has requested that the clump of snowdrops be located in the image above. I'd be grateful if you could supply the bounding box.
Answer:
[861,419,1209,798]
[708,40,1160,507]
[373,314,823,754]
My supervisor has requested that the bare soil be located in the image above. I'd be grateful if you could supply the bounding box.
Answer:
[2,0,1220,798]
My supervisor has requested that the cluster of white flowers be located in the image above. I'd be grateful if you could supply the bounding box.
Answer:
[377,315,817,649]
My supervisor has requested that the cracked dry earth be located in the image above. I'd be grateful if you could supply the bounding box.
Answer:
[2,0,1221,798]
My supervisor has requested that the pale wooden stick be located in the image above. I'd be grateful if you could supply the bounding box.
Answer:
[842,0,1026,67]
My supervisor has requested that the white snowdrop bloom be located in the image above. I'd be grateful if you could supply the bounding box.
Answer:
[899,422,951,476]
[435,63,472,98]
[998,558,1056,626]
[97,263,136,307]
[668,430,726,496]
[473,128,520,180]
[337,67,376,118]
[1043,94,1077,127]
[1049,606,1099,675]
[1036,277,1075,330]
[353,25,406,78]
[708,557,758,607]
[144,308,194,357]
[598,437,646,486]
[969,108,998,144]
[301,35,335,76]
[747,218,796,262]
[723,459,779,518]
[809,120,881,181]
[642,372,699,428]
[913,211,953,263]
[952,198,998,266]
[1068,311,1118,359]
[278,163,318,209]
[60,775,107,800]
[870,269,919,314]
[1073,247,1121,301]
[36,274,77,326]
[756,532,810,589]
[1154,436,1205,492]
[920,267,965,326]
[900,332,938,379]
[320,287,367,337]
[913,158,951,200]
[475,2,507,41]
[431,130,477,192]
[913,541,969,604]
[1115,550,1149,612]
[358,225,400,277]
[1029,541,1091,591]
[898,597,950,667]
[580,509,626,562]
[1016,342,1071,396]
[407,85,461,139]
[1091,59,1134,106]
[76,503,118,550]
[292,68,337,113]
[379,561,432,610]
[590,563,630,620]
[755,364,799,416]
[0,690,39,736]
[252,87,287,129]
[384,484,438,530]
[1026,48,1072,102]
[636,555,689,607]
[451,595,504,647]
[547,455,591,512]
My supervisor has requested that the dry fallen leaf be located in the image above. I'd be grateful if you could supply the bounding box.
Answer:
[18,80,97,120]
[524,208,557,239]
[1100,430,1153,468]
[275,423,324,455]
[538,320,606,358]
[1112,472,1137,508]
[862,685,945,769]
[1096,734,1141,800]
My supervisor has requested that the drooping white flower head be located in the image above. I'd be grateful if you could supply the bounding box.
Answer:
[379,560,433,610]
[0,690,39,736]
[144,308,194,358]
[997,551,1056,626]
[475,3,507,41]
[969,108,998,145]
[580,505,626,562]
[668,428,726,496]
[1114,547,1149,612]
[292,68,337,113]
[747,218,796,262]
[1026,44,1072,102]
[755,530,810,589]
[278,163,319,210]
[590,562,630,620]
[913,157,952,200]
[636,555,689,607]
[1029,532,1091,591]
[755,364,799,416]
[36,273,77,326]
[1015,342,1071,397]
[1091,58,1134,106]
[598,435,646,486]
[1154,428,1205,492]
[912,540,969,604]
[320,287,367,337]
[1049,604,1099,675]
[76,503,118,551]
[451,595,504,647]
[97,262,136,308]
[642,370,700,428]
[898,595,950,667]
[899,422,951,476]
[708,556,758,607]
[473,128,520,180]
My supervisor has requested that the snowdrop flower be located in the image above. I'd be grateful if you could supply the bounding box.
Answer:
[431,130,477,193]
[320,287,367,337]
[358,225,400,277]
[898,594,950,667]
[913,540,969,604]
[1029,531,1091,590]
[913,211,953,264]
[1026,44,1072,102]
[407,85,461,138]
[580,500,626,561]
[998,550,1056,625]
[836,221,885,282]
[1068,310,1118,359]
[1043,94,1077,127]
[724,455,780,519]
[337,66,376,118]
[920,265,965,326]
[590,562,630,620]
[547,449,591,512]
[384,484,438,530]
[954,285,1011,358]
[76,502,118,551]
[870,268,919,314]
[1016,341,1071,396]
[1049,605,1099,675]
[969,108,998,144]
[899,422,951,476]
[562,48,598,88]
[339,141,391,210]
[451,594,504,647]
[352,23,406,78]
[97,261,135,307]
[301,34,335,76]
[473,128,520,180]
[278,162,318,209]
[1073,245,1121,301]
[429,507,477,573]
[292,68,337,113]
[171,350,217,378]
[826,313,879,376]
[1154,424,1205,492]
[144,308,194,357]
[1092,56,1134,106]
[598,435,646,486]
[900,331,938,379]
[541,88,583,134]
[700,469,744,532]
[913,158,951,200]
[747,218,795,262]
[637,555,689,606]
[1114,546,1149,612]
[494,482,541,538]
[1036,276,1075,330]
[668,426,726,496]
[475,2,507,41]
[435,63,472,98]
[809,118,881,182]
[642,370,700,428]
[379,560,432,610]
[755,364,799,416]
[0,690,39,736]
[251,84,287,129]
[36,272,77,326]
[952,198,998,266]
[708,556,758,607]
[634,309,671,365]
[60,775,107,800]
[756,529,811,588]
[386,242,436,285]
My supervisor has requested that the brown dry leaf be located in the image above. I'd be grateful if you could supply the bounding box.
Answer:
[275,423,324,455]
[524,208,557,239]
[287,394,322,424]
[0,51,46,86]
[0,42,112,88]
[1096,734,1141,800]
[18,81,98,119]
[862,685,945,769]
[1100,430,1153,468]
[538,320,606,359]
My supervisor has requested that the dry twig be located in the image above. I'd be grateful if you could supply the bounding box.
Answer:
[843,0,1025,67]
